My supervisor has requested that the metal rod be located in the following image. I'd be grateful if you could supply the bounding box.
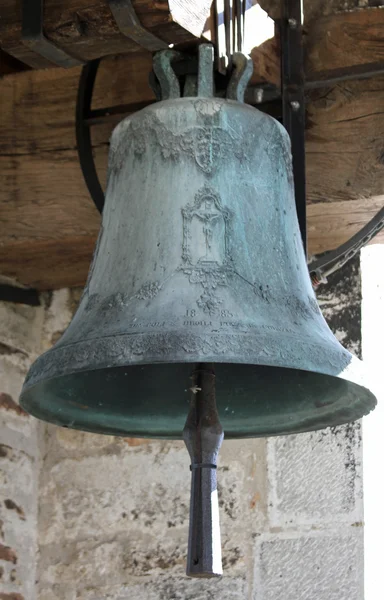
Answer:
[224,0,232,71]
[76,59,105,214]
[198,45,214,98]
[183,363,224,578]
[305,62,384,90]
[280,0,307,254]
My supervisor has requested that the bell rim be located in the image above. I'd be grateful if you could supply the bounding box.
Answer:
[20,330,377,439]
[20,362,376,440]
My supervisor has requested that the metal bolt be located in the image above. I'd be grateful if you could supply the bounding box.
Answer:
[288,18,297,29]
[290,100,300,111]
[255,88,264,104]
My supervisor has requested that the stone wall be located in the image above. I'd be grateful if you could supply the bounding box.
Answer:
[0,256,367,599]
[0,302,44,600]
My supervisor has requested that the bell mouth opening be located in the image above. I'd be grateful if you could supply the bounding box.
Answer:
[20,362,376,439]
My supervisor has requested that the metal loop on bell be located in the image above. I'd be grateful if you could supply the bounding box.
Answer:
[152,49,183,100]
[197,44,214,98]
[226,52,253,103]
[148,70,162,101]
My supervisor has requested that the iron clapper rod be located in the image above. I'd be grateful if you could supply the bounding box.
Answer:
[183,363,224,578]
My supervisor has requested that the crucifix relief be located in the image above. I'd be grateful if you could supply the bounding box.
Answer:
[182,186,232,268]
[198,196,224,264]
[181,186,234,314]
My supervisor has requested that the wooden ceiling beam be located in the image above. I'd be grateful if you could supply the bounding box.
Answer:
[306,6,384,82]
[0,0,214,69]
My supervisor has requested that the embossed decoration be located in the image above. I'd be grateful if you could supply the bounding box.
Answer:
[24,331,351,390]
[264,118,294,184]
[84,282,162,314]
[180,185,234,315]
[194,99,223,117]
[111,112,246,175]
[134,281,162,300]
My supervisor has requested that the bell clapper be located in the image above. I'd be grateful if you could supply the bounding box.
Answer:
[182,363,224,578]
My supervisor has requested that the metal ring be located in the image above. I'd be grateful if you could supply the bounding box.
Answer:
[76,59,105,214]
[309,206,384,279]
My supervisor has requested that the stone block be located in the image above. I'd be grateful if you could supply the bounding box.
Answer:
[254,529,363,600]
[42,289,74,350]
[38,437,266,587]
[38,441,190,546]
[38,437,266,543]
[0,389,37,449]
[0,360,28,407]
[0,302,44,358]
[267,423,362,527]
[0,444,35,502]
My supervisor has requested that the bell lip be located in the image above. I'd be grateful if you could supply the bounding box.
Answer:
[20,344,377,440]
[20,363,376,440]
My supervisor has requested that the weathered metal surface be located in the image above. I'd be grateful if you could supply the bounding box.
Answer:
[183,364,223,578]
[226,52,253,102]
[153,49,183,101]
[20,48,376,439]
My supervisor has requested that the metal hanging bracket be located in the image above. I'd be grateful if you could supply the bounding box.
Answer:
[21,0,84,68]
[107,0,168,51]
[280,0,307,254]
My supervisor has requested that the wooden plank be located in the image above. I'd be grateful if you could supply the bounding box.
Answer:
[250,36,280,87]
[0,0,213,69]
[0,53,154,156]
[305,7,384,81]
[257,5,384,86]
[306,77,384,204]
[307,197,384,256]
[0,238,98,290]
[260,0,367,24]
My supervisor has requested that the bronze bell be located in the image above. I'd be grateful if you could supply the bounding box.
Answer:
[20,44,377,579]
[20,46,376,437]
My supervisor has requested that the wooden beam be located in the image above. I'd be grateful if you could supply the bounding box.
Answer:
[256,5,384,87]
[0,53,154,155]
[306,77,384,205]
[305,6,384,83]
[0,49,30,76]
[0,0,213,69]
[307,197,384,257]
[259,1,370,26]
